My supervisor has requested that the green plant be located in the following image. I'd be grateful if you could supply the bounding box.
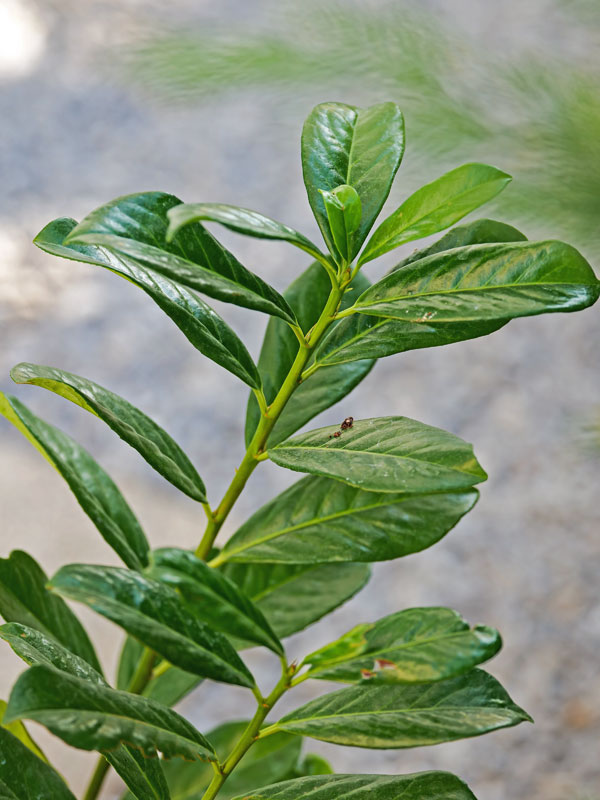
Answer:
[0,101,597,800]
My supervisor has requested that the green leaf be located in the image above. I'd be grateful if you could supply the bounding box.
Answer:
[268,417,486,494]
[42,192,296,323]
[291,754,334,777]
[217,475,477,564]
[0,726,76,800]
[0,550,100,672]
[5,664,216,761]
[0,394,149,571]
[221,562,370,639]
[352,240,600,323]
[303,607,501,683]
[49,565,255,688]
[107,747,171,800]
[302,102,405,259]
[11,362,206,503]
[231,772,477,800]
[245,262,373,448]
[0,699,46,762]
[118,637,203,707]
[161,721,301,800]
[319,185,362,262]
[359,163,512,265]
[276,669,531,747]
[34,218,262,389]
[148,548,283,655]
[166,203,325,262]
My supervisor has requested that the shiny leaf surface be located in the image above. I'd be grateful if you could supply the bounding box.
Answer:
[54,192,296,322]
[219,476,477,564]
[353,241,600,322]
[221,562,370,639]
[34,218,262,389]
[0,727,76,800]
[319,185,362,262]
[0,393,149,571]
[11,362,206,502]
[148,548,282,654]
[232,772,477,800]
[245,262,373,447]
[0,550,100,672]
[268,417,486,493]
[302,102,404,258]
[359,163,511,264]
[304,607,501,683]
[49,565,254,688]
[166,203,325,262]
[277,669,531,747]
[5,664,216,761]
[107,746,171,800]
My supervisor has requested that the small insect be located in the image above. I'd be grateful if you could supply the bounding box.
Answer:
[340,416,354,430]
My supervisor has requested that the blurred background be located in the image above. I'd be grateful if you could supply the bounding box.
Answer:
[0,0,599,798]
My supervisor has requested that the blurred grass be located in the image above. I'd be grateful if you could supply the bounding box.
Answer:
[121,0,599,258]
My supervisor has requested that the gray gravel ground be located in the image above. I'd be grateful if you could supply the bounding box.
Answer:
[0,2,599,798]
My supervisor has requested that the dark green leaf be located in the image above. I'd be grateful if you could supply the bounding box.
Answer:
[42,192,296,323]
[302,102,405,259]
[245,263,373,448]
[49,564,254,688]
[11,363,206,502]
[268,417,486,493]
[304,607,501,683]
[0,699,46,762]
[149,549,283,655]
[166,203,325,262]
[107,746,171,800]
[0,550,100,672]
[5,664,216,761]
[217,475,477,564]
[319,185,362,262]
[221,562,370,639]
[0,726,76,800]
[232,772,477,800]
[162,721,301,800]
[34,218,262,389]
[359,163,511,265]
[277,669,531,747]
[353,240,600,323]
[0,393,149,571]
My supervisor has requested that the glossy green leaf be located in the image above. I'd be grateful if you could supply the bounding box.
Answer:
[221,562,370,639]
[118,637,203,707]
[352,240,600,323]
[302,102,405,259]
[166,203,325,262]
[0,699,46,762]
[107,746,171,800]
[319,185,362,262]
[148,548,283,655]
[0,550,100,672]
[268,417,486,494]
[11,362,206,502]
[388,218,527,274]
[245,262,374,447]
[303,607,501,683]
[232,772,477,800]
[49,564,254,688]
[0,726,76,800]
[161,721,302,800]
[276,669,531,747]
[43,192,296,323]
[359,163,512,265]
[34,218,262,389]
[0,393,149,571]
[5,664,216,761]
[218,476,477,564]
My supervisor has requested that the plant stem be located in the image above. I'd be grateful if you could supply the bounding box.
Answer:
[82,648,156,800]
[195,283,343,560]
[201,661,292,800]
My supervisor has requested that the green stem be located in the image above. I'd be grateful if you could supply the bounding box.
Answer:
[201,662,291,800]
[195,283,343,560]
[82,648,156,800]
